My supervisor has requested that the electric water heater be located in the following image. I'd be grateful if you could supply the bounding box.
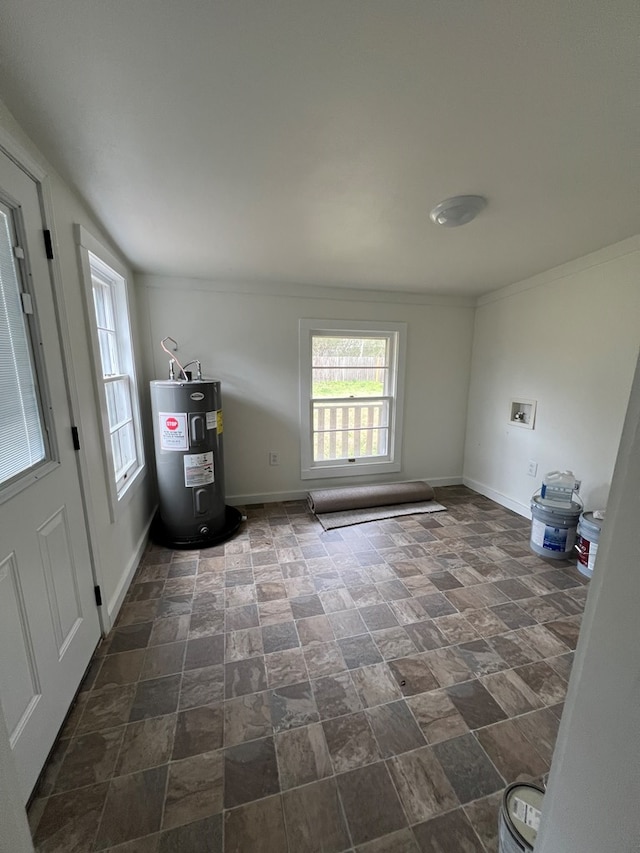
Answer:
[150,378,239,547]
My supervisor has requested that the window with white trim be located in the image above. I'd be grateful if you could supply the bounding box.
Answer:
[299,319,406,480]
[76,226,144,513]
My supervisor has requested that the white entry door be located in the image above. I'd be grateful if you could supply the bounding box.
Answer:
[0,148,101,802]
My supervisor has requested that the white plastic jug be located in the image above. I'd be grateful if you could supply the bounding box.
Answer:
[540,470,579,508]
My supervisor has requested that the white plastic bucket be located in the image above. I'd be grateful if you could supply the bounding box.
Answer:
[499,782,545,853]
[530,495,582,559]
[575,511,604,578]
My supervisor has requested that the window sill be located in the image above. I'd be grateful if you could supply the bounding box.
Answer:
[301,459,401,480]
[109,463,147,523]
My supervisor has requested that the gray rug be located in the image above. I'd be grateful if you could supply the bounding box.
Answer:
[308,481,435,514]
[315,500,446,530]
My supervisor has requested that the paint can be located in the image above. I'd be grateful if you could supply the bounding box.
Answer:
[498,782,545,853]
[575,510,605,578]
[530,494,582,559]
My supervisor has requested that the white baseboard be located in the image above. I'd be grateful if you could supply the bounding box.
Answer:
[106,508,157,630]
[463,477,529,518]
[228,476,464,506]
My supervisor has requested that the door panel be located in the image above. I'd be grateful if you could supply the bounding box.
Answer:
[0,148,101,802]
[38,507,83,654]
[0,553,40,738]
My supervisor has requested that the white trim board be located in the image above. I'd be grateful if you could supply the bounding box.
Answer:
[0,126,47,182]
[462,477,530,518]
[106,508,156,629]
[477,235,640,307]
[138,274,477,309]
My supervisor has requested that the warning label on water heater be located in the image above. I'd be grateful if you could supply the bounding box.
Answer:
[206,410,223,433]
[159,412,188,451]
[183,452,214,487]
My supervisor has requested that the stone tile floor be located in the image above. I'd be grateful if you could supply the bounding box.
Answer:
[28,486,588,852]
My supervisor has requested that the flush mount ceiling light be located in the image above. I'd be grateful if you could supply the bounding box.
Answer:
[429,195,487,227]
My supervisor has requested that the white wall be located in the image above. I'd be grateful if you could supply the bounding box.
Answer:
[137,276,476,502]
[0,101,155,626]
[463,237,640,514]
[537,349,640,853]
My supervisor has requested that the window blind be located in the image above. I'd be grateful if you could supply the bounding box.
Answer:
[0,204,45,486]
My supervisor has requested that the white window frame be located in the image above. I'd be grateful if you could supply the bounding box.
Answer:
[0,194,58,504]
[299,319,406,480]
[75,225,145,519]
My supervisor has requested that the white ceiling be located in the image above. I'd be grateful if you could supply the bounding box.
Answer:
[1,1,638,296]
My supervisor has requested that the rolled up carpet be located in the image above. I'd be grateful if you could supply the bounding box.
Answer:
[308,480,435,514]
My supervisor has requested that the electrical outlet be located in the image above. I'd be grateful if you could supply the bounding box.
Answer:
[527,460,538,477]
[269,451,280,466]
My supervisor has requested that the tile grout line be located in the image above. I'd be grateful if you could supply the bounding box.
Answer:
[36,675,559,805]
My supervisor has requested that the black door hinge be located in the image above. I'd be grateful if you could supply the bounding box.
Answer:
[71,426,80,450]
[43,229,54,260]
[94,585,103,607]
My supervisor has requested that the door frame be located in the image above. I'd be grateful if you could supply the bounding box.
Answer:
[0,126,109,635]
